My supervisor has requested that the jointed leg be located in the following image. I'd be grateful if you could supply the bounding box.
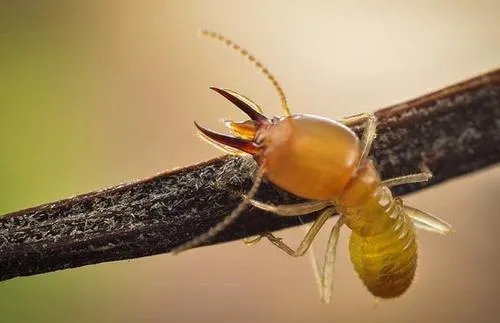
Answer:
[242,200,331,246]
[382,163,433,188]
[248,199,331,216]
[358,113,377,164]
[320,216,344,304]
[340,112,377,164]
[307,235,324,298]
[298,220,325,297]
[263,207,336,257]
[243,236,263,246]
[339,112,372,126]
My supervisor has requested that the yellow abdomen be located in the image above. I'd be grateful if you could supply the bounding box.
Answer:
[349,212,417,298]
[343,186,418,298]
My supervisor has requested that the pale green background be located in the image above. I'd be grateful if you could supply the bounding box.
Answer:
[1,1,499,323]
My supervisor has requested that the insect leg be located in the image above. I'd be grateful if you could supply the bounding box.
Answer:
[262,207,336,257]
[248,199,331,216]
[171,164,266,254]
[339,112,371,126]
[307,228,325,298]
[243,236,263,246]
[340,112,377,164]
[243,202,330,248]
[359,113,377,164]
[320,216,345,304]
[242,200,331,246]
[382,163,433,187]
[298,217,325,297]
[403,205,452,235]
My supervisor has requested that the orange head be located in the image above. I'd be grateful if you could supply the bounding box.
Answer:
[197,31,365,202]
[196,88,362,201]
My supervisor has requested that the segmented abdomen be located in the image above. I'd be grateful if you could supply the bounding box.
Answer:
[348,203,417,298]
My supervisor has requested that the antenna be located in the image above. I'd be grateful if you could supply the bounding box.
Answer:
[201,30,291,117]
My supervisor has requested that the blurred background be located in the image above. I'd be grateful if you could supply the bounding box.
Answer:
[0,1,499,322]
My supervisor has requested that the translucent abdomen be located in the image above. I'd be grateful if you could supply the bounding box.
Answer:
[345,187,418,298]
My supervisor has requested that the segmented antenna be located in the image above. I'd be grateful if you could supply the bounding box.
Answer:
[201,30,291,117]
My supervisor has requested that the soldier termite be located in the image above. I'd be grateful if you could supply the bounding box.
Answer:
[173,30,452,302]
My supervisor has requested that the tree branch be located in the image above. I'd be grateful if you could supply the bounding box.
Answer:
[1,68,499,282]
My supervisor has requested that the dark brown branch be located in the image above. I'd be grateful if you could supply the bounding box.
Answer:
[1,68,499,282]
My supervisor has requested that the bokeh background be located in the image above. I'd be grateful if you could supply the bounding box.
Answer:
[1,1,499,322]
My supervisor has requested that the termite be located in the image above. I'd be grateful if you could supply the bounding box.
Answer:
[173,30,452,302]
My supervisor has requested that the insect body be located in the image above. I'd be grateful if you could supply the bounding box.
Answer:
[173,31,452,302]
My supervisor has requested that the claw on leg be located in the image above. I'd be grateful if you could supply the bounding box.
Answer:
[243,236,263,246]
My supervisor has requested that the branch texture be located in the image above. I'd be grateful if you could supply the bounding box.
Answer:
[1,68,499,282]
